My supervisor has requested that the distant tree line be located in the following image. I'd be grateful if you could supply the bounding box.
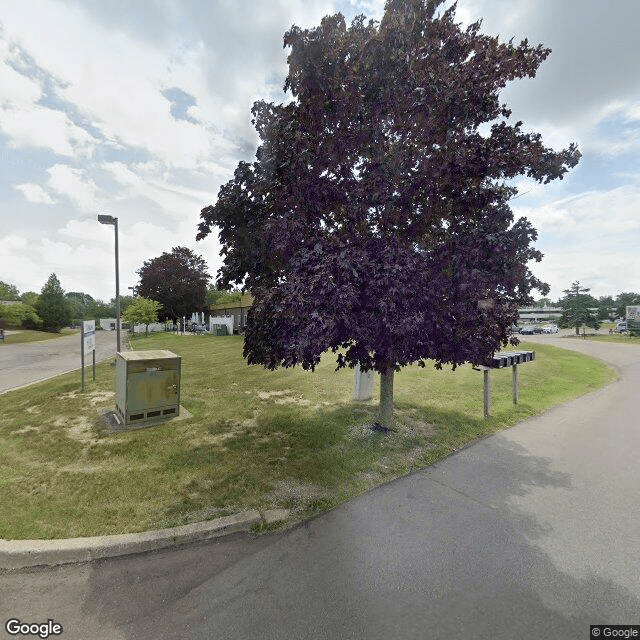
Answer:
[0,246,220,332]
[2,271,637,337]
[533,288,640,328]
[0,276,136,332]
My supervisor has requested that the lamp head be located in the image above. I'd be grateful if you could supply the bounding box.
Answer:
[98,214,117,225]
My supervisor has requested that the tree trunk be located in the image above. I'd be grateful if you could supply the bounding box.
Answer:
[379,366,395,429]
[575,325,580,335]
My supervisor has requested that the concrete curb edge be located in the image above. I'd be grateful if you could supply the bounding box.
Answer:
[0,509,292,571]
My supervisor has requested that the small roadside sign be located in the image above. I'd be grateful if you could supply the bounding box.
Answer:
[81,320,96,390]
[83,320,95,355]
[627,306,640,331]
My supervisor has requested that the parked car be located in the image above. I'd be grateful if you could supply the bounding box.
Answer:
[542,324,558,333]
[520,325,541,335]
[615,322,628,333]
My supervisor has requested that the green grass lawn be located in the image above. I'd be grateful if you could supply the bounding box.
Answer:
[1,328,78,344]
[0,333,617,539]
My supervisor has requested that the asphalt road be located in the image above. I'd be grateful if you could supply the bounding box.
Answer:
[0,329,121,394]
[2,335,639,640]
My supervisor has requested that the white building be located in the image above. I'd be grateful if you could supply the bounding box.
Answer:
[99,318,125,331]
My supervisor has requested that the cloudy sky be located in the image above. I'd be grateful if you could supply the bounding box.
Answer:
[1,0,639,303]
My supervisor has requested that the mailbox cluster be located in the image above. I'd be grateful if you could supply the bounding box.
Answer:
[489,351,535,368]
[475,350,536,418]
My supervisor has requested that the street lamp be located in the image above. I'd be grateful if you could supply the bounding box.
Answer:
[98,214,121,352]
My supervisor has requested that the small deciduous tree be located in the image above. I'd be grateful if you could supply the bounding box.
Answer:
[137,247,210,321]
[0,303,42,329]
[36,274,71,332]
[110,295,135,316]
[122,297,162,335]
[19,292,40,308]
[87,299,116,320]
[0,281,20,301]
[65,292,96,322]
[596,295,615,321]
[198,0,580,427]
[205,286,243,306]
[558,282,600,334]
[614,292,640,320]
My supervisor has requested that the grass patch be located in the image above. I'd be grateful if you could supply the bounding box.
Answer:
[0,334,617,539]
[1,328,78,344]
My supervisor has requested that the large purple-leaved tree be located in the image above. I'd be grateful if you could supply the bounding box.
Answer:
[136,247,210,321]
[197,0,580,428]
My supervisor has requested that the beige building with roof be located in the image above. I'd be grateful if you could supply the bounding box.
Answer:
[208,294,253,334]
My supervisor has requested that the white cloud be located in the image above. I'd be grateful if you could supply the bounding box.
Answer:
[101,160,217,224]
[14,183,54,204]
[0,234,53,295]
[47,164,100,211]
[102,161,142,189]
[0,0,344,173]
[516,184,640,298]
[344,0,384,17]
[0,219,201,300]
[0,34,98,158]
[0,103,96,157]
[0,48,41,106]
[517,186,640,235]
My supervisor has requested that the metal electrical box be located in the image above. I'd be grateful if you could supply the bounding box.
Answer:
[115,350,181,426]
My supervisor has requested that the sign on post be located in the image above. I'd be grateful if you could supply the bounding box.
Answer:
[81,320,96,391]
[83,320,95,354]
[627,306,640,332]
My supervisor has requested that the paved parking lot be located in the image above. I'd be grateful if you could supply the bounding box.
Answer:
[0,330,121,394]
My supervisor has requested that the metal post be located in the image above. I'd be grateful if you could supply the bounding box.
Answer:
[93,349,96,381]
[98,214,121,353]
[80,326,85,392]
[114,218,121,353]
[483,369,490,418]
[512,364,518,404]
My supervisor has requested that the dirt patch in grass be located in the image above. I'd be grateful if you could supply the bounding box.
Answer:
[66,417,98,444]
[275,397,312,406]
[10,425,40,435]
[256,390,293,400]
[347,408,436,441]
[265,478,333,514]
[87,391,115,406]
[59,390,114,406]
[253,389,312,406]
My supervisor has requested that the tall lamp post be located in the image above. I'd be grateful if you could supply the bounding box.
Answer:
[98,214,121,352]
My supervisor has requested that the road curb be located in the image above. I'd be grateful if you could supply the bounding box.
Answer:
[0,510,266,570]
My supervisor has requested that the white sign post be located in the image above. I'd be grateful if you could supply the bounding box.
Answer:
[627,306,640,333]
[353,363,376,401]
[81,320,96,391]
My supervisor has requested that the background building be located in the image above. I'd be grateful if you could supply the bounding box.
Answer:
[208,294,253,334]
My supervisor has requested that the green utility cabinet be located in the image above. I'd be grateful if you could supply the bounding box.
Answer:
[212,323,228,336]
[115,350,181,426]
